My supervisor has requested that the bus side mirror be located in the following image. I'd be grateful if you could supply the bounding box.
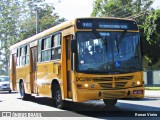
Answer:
[71,39,77,53]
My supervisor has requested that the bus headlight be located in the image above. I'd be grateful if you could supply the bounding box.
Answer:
[137,81,141,85]
[84,84,88,88]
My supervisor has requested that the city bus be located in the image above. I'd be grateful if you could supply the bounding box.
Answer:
[9,17,144,109]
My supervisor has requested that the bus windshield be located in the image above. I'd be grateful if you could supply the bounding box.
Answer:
[76,31,142,74]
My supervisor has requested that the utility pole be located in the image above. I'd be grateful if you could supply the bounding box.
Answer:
[35,7,39,34]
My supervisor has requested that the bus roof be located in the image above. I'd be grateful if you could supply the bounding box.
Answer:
[10,17,135,50]
[10,19,75,50]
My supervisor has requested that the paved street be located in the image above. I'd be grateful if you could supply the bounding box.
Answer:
[145,90,160,98]
[0,90,160,119]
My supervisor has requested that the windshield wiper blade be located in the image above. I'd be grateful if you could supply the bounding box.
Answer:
[119,30,127,41]
[92,28,102,39]
[116,36,120,54]
[115,30,127,54]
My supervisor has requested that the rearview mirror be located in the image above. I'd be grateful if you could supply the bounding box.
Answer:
[71,39,77,53]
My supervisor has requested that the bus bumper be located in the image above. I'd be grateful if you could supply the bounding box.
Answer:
[75,87,144,102]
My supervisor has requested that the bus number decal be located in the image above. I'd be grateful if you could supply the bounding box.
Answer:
[76,77,92,81]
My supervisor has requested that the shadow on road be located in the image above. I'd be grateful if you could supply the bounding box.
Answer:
[120,98,160,101]
[19,96,121,111]
[63,101,121,111]
[16,95,160,118]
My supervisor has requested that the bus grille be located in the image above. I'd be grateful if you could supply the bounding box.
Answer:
[102,90,127,98]
[115,76,133,81]
[99,82,127,89]
[92,77,113,82]
[92,76,133,82]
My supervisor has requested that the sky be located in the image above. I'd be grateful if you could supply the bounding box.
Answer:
[45,0,160,20]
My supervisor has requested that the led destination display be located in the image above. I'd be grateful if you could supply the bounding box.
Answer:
[77,18,138,30]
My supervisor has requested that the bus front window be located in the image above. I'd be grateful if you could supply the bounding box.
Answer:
[76,32,142,74]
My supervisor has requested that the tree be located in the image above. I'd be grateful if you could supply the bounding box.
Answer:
[91,0,160,70]
[0,0,65,75]
[142,9,160,70]
[0,0,20,75]
[18,0,66,40]
[91,0,133,17]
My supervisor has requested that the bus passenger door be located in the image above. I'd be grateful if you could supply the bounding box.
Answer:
[12,54,17,91]
[65,35,72,98]
[30,47,37,94]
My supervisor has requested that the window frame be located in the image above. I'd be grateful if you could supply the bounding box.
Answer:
[18,44,30,66]
[38,32,62,63]
[41,36,52,62]
[51,33,61,60]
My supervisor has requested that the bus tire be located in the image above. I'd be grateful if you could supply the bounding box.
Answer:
[52,85,64,109]
[103,99,117,107]
[19,82,27,100]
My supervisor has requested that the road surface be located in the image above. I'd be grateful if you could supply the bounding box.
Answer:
[0,91,160,119]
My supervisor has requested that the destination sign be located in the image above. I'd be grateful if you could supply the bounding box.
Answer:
[77,19,138,30]
[98,23,128,29]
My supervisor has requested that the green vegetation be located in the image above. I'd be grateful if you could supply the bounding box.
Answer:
[91,0,160,71]
[0,0,65,75]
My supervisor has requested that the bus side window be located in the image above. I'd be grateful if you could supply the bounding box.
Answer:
[51,34,61,60]
[41,37,51,62]
[38,39,42,62]
[25,45,29,65]
[16,48,19,66]
[19,47,25,66]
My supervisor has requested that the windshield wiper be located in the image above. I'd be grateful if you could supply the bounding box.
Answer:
[115,30,127,54]
[92,28,108,50]
[92,28,102,39]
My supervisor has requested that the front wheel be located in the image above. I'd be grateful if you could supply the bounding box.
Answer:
[52,85,65,109]
[103,99,118,107]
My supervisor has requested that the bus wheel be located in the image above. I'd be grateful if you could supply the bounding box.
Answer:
[19,82,27,100]
[53,85,64,109]
[103,99,117,107]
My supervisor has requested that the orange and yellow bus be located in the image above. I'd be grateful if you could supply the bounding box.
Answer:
[9,17,144,109]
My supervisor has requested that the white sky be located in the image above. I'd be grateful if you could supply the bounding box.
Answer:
[45,0,160,20]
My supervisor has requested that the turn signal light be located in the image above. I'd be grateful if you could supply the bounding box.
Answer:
[77,84,82,88]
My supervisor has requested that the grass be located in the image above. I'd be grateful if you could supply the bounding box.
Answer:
[145,87,160,90]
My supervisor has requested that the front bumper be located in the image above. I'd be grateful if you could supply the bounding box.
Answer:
[0,86,11,91]
[76,87,144,102]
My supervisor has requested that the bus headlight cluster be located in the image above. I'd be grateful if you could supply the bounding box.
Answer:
[77,83,95,89]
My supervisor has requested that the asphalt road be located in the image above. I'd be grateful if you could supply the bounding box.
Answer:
[0,91,160,119]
